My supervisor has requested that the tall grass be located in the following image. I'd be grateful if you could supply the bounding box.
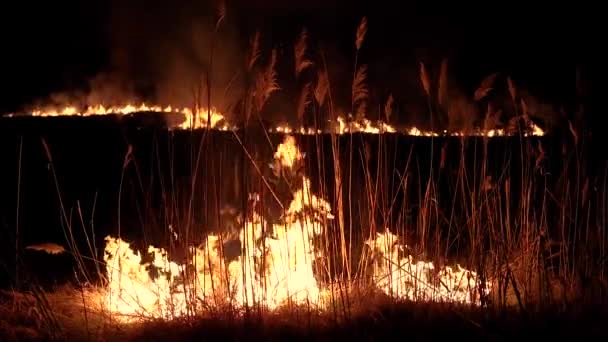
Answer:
[4,7,606,339]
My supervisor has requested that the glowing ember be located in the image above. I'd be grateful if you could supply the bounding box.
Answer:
[365,231,490,305]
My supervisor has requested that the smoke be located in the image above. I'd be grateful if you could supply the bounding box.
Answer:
[105,0,245,110]
[27,0,245,120]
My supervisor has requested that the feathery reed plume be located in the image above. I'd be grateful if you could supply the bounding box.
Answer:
[248,31,261,71]
[294,28,314,79]
[507,76,517,102]
[535,141,545,171]
[520,98,529,120]
[25,243,66,255]
[216,0,226,30]
[314,69,329,106]
[254,49,280,112]
[474,72,498,101]
[568,120,579,146]
[297,83,312,123]
[483,103,501,131]
[419,62,431,98]
[440,143,447,170]
[438,58,448,106]
[356,17,368,50]
[352,65,369,117]
[384,93,394,122]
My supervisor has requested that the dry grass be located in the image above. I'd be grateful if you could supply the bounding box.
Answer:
[3,9,606,341]
[1,285,606,341]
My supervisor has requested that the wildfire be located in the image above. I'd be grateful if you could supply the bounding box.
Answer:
[5,103,545,136]
[102,135,490,323]
[10,103,232,130]
[103,136,329,321]
[365,231,490,304]
[334,116,397,134]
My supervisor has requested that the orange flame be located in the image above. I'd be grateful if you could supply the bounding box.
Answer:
[7,103,545,136]
[365,231,490,304]
[102,135,491,323]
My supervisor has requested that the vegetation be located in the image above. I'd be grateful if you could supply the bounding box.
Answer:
[1,3,605,341]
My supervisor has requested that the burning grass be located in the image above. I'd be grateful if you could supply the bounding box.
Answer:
[0,6,603,341]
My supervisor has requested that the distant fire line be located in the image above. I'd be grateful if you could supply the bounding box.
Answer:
[4,103,545,137]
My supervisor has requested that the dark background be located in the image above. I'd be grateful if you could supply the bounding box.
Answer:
[0,0,601,127]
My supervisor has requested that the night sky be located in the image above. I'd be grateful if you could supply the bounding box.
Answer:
[0,0,601,126]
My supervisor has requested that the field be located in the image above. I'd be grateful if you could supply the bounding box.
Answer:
[0,14,605,341]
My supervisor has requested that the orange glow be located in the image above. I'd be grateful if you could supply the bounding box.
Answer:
[5,104,544,136]
[102,135,491,323]
[365,231,490,304]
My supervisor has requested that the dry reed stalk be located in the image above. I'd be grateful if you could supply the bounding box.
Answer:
[384,94,394,122]
[314,69,329,107]
[294,28,314,79]
[419,62,431,98]
[474,73,498,101]
[520,98,529,121]
[507,77,517,102]
[248,32,261,72]
[217,1,226,26]
[356,17,368,51]
[352,65,369,118]
[438,59,448,106]
[254,49,280,113]
[297,83,312,123]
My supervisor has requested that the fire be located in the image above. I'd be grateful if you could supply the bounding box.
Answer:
[103,136,329,321]
[334,116,397,134]
[6,104,544,136]
[31,104,172,117]
[14,103,231,130]
[365,231,490,304]
[102,135,490,323]
[179,108,232,131]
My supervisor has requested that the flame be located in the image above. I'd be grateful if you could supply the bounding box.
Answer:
[530,123,545,136]
[18,103,231,130]
[334,116,397,134]
[274,135,303,168]
[365,231,490,304]
[179,108,232,131]
[102,135,491,323]
[103,136,329,321]
[6,103,545,136]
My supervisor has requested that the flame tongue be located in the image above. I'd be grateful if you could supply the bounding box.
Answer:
[104,136,327,321]
[102,135,490,323]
